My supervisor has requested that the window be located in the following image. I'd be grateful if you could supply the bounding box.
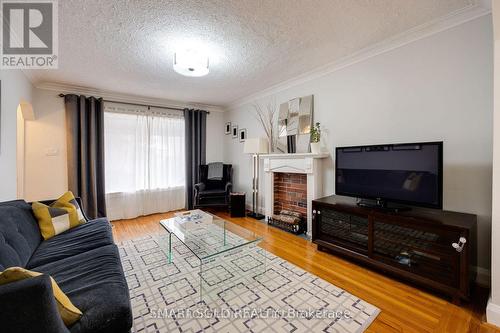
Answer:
[104,103,185,220]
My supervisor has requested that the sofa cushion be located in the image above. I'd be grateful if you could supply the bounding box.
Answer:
[27,218,114,269]
[31,245,132,333]
[0,200,42,271]
[198,188,227,197]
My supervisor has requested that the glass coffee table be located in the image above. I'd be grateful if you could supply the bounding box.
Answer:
[159,210,265,300]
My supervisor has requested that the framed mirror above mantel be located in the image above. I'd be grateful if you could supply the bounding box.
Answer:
[277,95,314,154]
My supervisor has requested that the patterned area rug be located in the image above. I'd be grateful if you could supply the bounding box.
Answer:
[119,234,380,332]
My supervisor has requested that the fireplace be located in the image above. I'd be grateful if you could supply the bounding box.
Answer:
[261,152,329,237]
[270,172,308,234]
[273,172,307,216]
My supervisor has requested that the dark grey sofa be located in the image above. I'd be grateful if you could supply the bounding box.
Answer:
[0,199,132,333]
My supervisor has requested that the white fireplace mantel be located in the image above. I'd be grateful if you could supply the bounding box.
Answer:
[260,153,330,159]
[260,152,329,237]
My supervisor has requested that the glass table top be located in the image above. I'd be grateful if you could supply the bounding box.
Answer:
[159,210,262,260]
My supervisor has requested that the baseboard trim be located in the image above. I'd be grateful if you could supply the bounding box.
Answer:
[245,203,265,216]
[487,297,500,327]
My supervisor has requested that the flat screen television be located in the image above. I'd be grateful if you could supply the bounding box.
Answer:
[335,141,443,209]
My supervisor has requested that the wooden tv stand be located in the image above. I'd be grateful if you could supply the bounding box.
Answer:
[312,195,477,303]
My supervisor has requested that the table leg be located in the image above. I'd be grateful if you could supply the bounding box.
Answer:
[223,221,227,247]
[199,260,203,302]
[168,232,172,263]
[263,246,266,274]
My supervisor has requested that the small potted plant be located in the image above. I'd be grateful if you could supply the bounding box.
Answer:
[310,122,321,154]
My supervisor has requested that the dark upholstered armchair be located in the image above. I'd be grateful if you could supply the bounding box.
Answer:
[194,164,232,208]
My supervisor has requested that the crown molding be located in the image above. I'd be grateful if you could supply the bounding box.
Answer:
[226,3,491,109]
[35,81,225,113]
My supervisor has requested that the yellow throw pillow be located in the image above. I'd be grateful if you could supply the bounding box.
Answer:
[32,191,87,240]
[51,191,86,223]
[0,267,82,326]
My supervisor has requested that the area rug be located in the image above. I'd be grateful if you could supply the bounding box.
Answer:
[119,234,380,332]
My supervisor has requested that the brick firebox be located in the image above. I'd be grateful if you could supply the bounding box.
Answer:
[273,172,307,217]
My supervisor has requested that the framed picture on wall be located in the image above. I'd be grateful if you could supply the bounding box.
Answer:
[232,125,238,138]
[239,128,247,142]
[225,122,231,134]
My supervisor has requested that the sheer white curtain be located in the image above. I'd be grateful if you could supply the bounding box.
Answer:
[104,103,185,220]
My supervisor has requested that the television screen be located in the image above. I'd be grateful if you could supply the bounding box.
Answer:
[335,142,443,209]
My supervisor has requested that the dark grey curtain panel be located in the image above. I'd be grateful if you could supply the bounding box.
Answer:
[65,94,106,219]
[184,109,207,209]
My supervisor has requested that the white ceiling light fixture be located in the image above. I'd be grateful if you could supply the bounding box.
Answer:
[173,49,209,77]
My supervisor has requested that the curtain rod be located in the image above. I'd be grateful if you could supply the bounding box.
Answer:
[58,93,210,114]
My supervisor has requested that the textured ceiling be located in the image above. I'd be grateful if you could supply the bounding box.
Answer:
[29,0,475,106]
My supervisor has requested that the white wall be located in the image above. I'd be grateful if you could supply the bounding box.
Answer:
[24,88,67,201]
[24,88,227,201]
[224,16,493,274]
[206,110,225,163]
[487,1,500,326]
[0,70,32,201]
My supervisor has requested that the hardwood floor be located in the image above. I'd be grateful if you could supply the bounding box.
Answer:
[111,210,498,333]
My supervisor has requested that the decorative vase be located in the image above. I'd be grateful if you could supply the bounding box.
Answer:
[310,142,321,154]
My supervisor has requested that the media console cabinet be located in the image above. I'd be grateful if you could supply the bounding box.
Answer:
[312,195,477,303]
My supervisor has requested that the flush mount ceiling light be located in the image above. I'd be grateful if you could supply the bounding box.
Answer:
[173,49,209,77]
